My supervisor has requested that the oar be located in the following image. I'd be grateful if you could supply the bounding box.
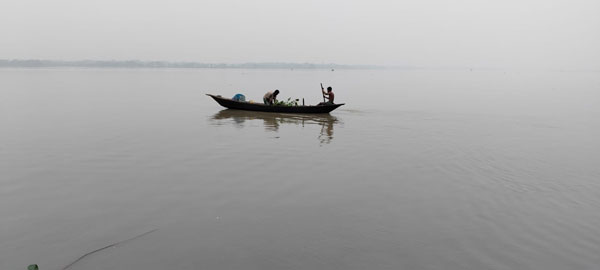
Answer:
[320,83,326,103]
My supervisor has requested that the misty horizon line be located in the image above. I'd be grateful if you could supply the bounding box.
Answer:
[1,59,597,72]
[0,59,404,70]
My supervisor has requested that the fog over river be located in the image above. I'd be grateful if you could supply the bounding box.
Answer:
[1,68,599,270]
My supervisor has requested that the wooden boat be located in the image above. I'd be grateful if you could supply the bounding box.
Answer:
[206,94,344,113]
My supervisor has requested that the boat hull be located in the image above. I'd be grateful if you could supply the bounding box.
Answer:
[207,94,344,113]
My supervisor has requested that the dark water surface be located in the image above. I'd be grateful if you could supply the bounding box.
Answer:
[1,68,599,270]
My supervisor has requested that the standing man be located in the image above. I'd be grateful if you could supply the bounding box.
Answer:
[320,86,335,105]
[263,89,280,105]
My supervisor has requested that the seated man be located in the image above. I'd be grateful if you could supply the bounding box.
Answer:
[319,86,335,105]
[263,89,280,105]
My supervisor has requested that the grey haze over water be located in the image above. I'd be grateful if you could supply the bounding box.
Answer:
[1,68,599,270]
[2,0,600,69]
[2,0,600,269]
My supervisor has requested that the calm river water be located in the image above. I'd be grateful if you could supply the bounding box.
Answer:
[1,68,599,270]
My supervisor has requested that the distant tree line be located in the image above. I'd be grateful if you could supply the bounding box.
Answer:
[0,59,393,69]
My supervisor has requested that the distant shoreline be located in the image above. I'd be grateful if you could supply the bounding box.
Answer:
[2,60,596,72]
[0,59,403,70]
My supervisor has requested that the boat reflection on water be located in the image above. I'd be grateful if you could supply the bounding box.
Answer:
[211,109,341,144]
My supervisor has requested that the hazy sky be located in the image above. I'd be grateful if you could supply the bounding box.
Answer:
[2,0,599,69]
